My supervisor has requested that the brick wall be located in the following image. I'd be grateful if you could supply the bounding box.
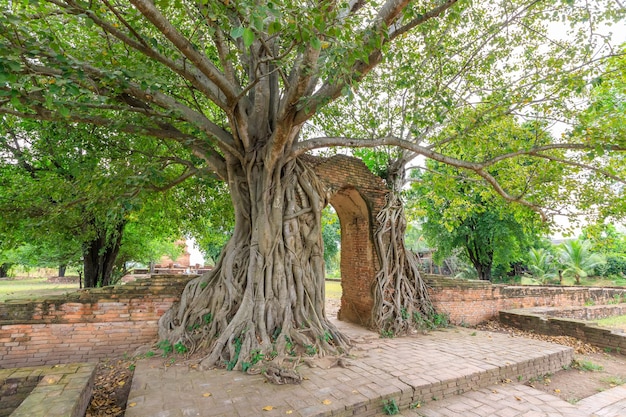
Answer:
[426,275,626,325]
[304,155,390,326]
[0,275,193,369]
[499,307,626,353]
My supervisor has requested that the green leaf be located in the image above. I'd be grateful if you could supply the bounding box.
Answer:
[310,37,322,50]
[243,28,254,48]
[230,26,244,39]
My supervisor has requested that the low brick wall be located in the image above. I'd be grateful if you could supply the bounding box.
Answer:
[426,275,626,326]
[0,275,194,369]
[499,306,626,353]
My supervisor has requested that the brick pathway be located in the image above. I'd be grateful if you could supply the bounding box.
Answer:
[126,322,587,417]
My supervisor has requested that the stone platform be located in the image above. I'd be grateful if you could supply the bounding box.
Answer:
[126,321,577,417]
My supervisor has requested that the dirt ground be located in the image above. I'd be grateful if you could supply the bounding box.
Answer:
[477,320,626,404]
[85,313,626,416]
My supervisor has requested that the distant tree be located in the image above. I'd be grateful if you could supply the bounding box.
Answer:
[558,239,606,285]
[526,248,558,285]
[322,206,341,275]
[409,118,551,281]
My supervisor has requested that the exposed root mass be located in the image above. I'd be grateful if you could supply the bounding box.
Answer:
[158,157,350,373]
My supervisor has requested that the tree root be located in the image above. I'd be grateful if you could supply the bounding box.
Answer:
[157,157,351,376]
[371,191,435,335]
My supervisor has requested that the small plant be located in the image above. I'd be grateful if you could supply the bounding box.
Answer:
[174,342,188,354]
[226,337,243,371]
[604,347,613,353]
[200,281,208,289]
[608,294,622,304]
[573,360,603,372]
[128,363,136,371]
[584,299,596,306]
[202,313,213,324]
[400,307,409,320]
[602,376,626,386]
[381,398,399,415]
[144,350,155,358]
[305,344,317,356]
[319,331,333,343]
[432,312,450,328]
[156,340,173,357]
[284,335,295,356]
[380,329,395,338]
[517,375,523,382]
[250,349,264,364]
[470,331,477,336]
[409,400,421,409]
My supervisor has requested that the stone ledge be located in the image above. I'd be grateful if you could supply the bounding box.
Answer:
[1,363,96,417]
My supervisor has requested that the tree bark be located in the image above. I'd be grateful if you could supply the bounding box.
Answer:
[371,190,434,335]
[58,264,66,277]
[82,221,125,287]
[0,263,11,278]
[159,157,350,372]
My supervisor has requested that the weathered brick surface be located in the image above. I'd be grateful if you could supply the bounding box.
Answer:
[0,275,194,369]
[500,305,626,353]
[426,275,626,326]
[304,155,390,327]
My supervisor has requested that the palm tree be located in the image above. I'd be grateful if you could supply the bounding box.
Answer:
[558,239,606,285]
[527,248,557,285]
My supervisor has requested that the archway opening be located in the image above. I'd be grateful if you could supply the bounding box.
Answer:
[322,206,342,319]
[328,187,376,326]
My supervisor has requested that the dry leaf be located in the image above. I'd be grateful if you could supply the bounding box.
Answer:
[262,406,274,411]
[554,389,561,393]
[203,393,212,397]
[515,396,522,401]
[322,399,332,405]
[492,390,498,394]
[286,411,293,415]
[128,402,137,407]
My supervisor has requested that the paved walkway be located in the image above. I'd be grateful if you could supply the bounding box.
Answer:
[125,321,625,417]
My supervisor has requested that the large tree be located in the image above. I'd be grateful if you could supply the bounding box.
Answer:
[0,0,624,372]
[0,118,205,286]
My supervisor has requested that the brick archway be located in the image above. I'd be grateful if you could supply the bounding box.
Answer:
[303,155,390,326]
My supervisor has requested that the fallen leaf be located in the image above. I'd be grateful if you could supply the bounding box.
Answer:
[286,411,293,415]
[262,406,274,411]
[554,389,561,393]
[515,396,522,401]
[128,402,137,407]
[117,381,125,386]
[352,390,358,394]
[202,393,212,397]
[322,399,332,405]
[492,390,498,394]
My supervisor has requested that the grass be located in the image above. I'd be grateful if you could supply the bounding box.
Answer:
[325,280,342,300]
[0,277,342,303]
[596,314,626,330]
[519,275,626,287]
[0,277,79,302]
[573,360,604,372]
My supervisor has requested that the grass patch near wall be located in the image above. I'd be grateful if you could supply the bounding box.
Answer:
[325,280,342,300]
[0,278,79,302]
[596,314,626,331]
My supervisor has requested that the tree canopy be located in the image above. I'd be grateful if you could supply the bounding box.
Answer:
[1,0,625,373]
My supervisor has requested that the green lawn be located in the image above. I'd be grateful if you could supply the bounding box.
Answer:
[0,278,79,302]
[325,280,342,300]
[596,314,626,331]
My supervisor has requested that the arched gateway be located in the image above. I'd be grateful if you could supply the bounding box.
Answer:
[302,155,391,327]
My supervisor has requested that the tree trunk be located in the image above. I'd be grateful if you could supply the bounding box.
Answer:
[58,264,66,277]
[159,157,350,372]
[371,190,434,335]
[0,263,11,278]
[82,221,125,287]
